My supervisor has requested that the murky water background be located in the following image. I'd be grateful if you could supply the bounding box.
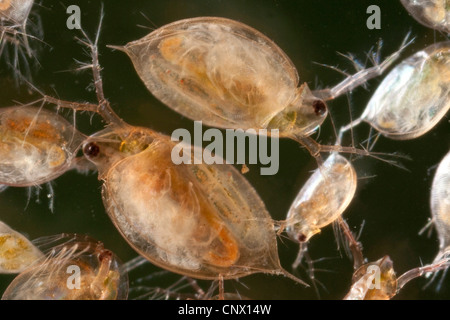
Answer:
[0,0,449,299]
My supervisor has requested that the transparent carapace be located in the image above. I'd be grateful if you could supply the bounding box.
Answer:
[400,0,449,33]
[430,150,450,264]
[83,126,302,283]
[2,234,128,300]
[0,220,43,274]
[27,15,307,286]
[112,17,409,161]
[340,41,449,141]
[0,105,86,187]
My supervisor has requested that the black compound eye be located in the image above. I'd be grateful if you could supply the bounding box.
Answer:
[297,233,307,243]
[84,142,100,157]
[312,100,327,116]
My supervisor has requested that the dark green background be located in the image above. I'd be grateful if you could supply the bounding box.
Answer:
[0,0,449,299]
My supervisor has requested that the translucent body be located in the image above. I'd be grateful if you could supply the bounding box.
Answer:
[360,41,449,140]
[431,150,450,255]
[286,153,357,242]
[84,125,294,281]
[0,106,85,186]
[3,15,303,285]
[400,0,449,33]
[2,234,128,300]
[344,256,397,300]
[0,221,43,274]
[0,0,40,81]
[0,0,33,25]
[116,17,327,138]
[343,254,450,299]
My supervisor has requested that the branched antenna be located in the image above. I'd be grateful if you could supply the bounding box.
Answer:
[312,32,414,101]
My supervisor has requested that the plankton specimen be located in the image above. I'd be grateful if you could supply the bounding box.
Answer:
[339,41,449,141]
[344,256,397,300]
[400,0,449,34]
[431,150,450,259]
[36,14,307,286]
[0,220,44,274]
[0,0,43,81]
[285,153,358,268]
[1,234,128,300]
[286,154,357,245]
[0,105,86,187]
[111,17,410,162]
[344,255,450,300]
[84,128,296,282]
[283,151,363,292]
[424,150,450,288]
